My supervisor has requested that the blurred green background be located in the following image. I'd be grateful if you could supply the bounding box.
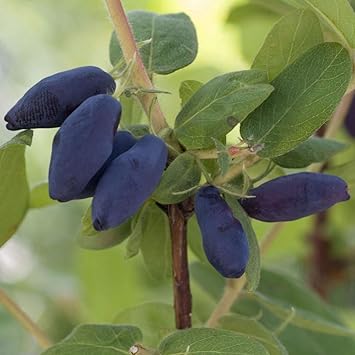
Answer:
[1,1,355,354]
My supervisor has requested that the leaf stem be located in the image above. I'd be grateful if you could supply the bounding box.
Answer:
[105,0,169,133]
[0,288,52,349]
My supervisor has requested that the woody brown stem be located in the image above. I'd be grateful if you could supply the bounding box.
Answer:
[168,200,193,329]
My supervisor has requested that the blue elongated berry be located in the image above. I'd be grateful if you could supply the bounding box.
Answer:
[49,94,121,202]
[78,130,137,198]
[4,66,116,130]
[92,134,168,231]
[195,186,249,278]
[240,172,350,222]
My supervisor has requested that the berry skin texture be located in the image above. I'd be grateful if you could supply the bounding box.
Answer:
[92,134,168,231]
[240,172,350,222]
[194,186,249,278]
[79,130,137,198]
[49,94,121,202]
[4,66,116,130]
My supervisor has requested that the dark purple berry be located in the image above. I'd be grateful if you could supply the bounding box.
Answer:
[344,95,355,137]
[4,66,116,130]
[92,134,168,231]
[78,130,137,199]
[49,94,121,202]
[195,186,249,278]
[240,172,350,222]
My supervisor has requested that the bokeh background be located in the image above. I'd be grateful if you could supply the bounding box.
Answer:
[1,1,355,354]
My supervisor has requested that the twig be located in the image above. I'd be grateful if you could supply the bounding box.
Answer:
[213,155,260,186]
[206,276,246,328]
[0,288,52,349]
[259,223,286,254]
[105,0,168,133]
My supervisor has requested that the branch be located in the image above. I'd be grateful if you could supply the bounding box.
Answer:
[206,276,246,328]
[105,0,169,134]
[0,288,52,349]
[168,203,192,329]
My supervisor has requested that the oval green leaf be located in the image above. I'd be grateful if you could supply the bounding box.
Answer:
[252,9,323,81]
[0,130,32,246]
[241,42,352,158]
[110,11,198,75]
[153,153,201,204]
[41,324,142,354]
[158,328,269,355]
[78,206,132,250]
[273,136,347,168]
[175,70,274,150]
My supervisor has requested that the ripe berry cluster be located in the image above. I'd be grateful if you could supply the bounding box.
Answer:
[4,66,351,280]
[194,173,349,278]
[5,66,168,232]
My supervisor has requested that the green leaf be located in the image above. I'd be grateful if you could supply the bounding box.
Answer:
[114,303,175,347]
[175,70,274,150]
[0,131,32,246]
[29,182,56,209]
[220,314,288,355]
[273,137,347,168]
[119,95,144,128]
[125,124,150,138]
[241,42,352,158]
[110,11,198,75]
[158,328,269,355]
[251,291,355,336]
[41,324,142,354]
[233,268,355,355]
[78,206,132,250]
[187,215,208,264]
[302,0,355,49]
[139,203,172,280]
[224,195,261,291]
[179,80,203,107]
[152,153,201,204]
[252,9,323,81]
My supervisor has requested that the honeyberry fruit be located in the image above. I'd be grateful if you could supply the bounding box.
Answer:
[49,94,121,202]
[240,172,350,222]
[195,185,249,278]
[92,134,168,231]
[79,130,137,199]
[4,66,116,130]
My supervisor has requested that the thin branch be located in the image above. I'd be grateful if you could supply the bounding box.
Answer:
[105,0,169,133]
[206,276,246,328]
[259,223,286,255]
[0,288,52,349]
